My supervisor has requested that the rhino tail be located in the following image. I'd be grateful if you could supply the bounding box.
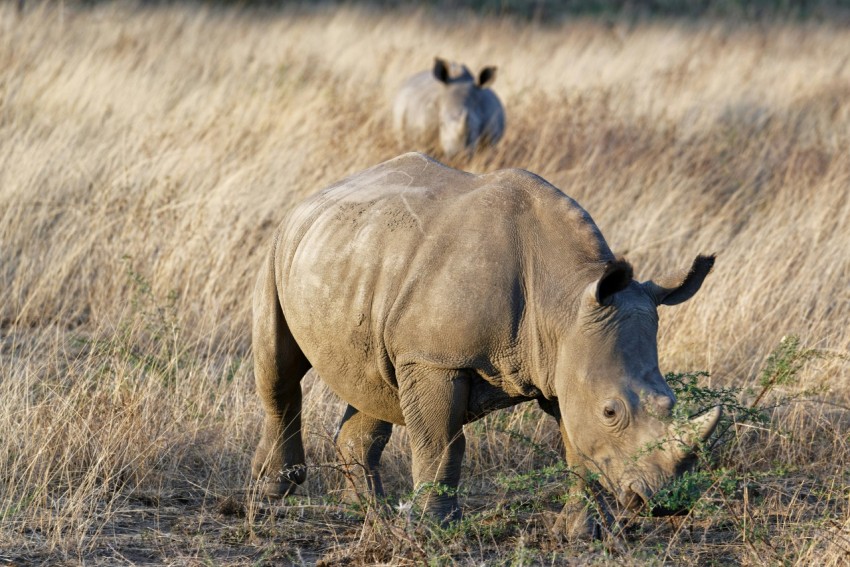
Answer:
[254,235,308,377]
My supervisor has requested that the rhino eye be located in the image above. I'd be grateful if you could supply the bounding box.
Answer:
[602,399,623,423]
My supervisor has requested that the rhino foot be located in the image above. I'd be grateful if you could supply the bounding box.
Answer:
[252,447,307,499]
[256,475,301,499]
[550,501,602,542]
[436,504,463,527]
[550,492,633,548]
[415,491,462,527]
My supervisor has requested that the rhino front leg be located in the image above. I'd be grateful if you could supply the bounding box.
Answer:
[537,399,603,541]
[335,404,393,501]
[398,366,470,524]
[556,429,604,541]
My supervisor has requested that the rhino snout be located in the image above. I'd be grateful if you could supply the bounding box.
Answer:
[620,478,683,516]
[439,112,470,157]
[620,484,648,512]
[618,476,657,512]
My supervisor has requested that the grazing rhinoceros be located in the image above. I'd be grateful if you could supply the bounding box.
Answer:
[393,58,505,158]
[251,152,720,539]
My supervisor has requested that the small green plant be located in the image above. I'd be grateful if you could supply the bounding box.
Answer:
[752,335,827,408]
[665,370,765,427]
[648,467,739,516]
[1,492,36,521]
[411,481,461,507]
[649,335,830,517]
[495,462,569,492]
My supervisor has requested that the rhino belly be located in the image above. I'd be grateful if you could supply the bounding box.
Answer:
[310,357,405,425]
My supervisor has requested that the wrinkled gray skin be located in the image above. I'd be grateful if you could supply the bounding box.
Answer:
[251,152,720,540]
[393,58,505,158]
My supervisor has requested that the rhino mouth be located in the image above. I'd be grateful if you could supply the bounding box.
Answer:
[648,503,689,517]
[621,483,650,512]
[626,482,689,517]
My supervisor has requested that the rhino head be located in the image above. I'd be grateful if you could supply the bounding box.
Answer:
[555,255,720,512]
[432,57,498,158]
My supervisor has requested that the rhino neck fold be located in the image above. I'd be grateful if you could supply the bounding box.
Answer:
[529,262,612,401]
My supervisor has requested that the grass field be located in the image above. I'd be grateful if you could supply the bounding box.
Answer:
[1,1,849,564]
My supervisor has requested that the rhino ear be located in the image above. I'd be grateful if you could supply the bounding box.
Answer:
[478,66,497,88]
[643,254,715,306]
[433,58,450,84]
[595,258,634,306]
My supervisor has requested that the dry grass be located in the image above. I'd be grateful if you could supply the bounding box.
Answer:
[1,1,849,564]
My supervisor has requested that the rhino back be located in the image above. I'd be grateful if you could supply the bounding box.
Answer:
[276,153,612,422]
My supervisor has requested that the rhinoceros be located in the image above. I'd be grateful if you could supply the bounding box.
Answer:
[251,152,720,539]
[393,58,505,158]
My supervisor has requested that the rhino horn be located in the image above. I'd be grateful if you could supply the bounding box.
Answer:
[691,406,722,444]
[670,406,722,456]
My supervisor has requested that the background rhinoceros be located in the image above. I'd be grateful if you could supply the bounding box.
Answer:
[251,152,720,539]
[393,58,505,158]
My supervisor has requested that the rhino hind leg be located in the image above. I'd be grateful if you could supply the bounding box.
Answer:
[335,405,393,502]
[399,366,470,524]
[251,250,311,498]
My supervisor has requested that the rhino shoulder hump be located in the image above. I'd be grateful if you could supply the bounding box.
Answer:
[480,168,610,257]
[483,168,563,202]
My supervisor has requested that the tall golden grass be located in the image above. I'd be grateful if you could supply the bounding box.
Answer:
[1,1,849,564]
